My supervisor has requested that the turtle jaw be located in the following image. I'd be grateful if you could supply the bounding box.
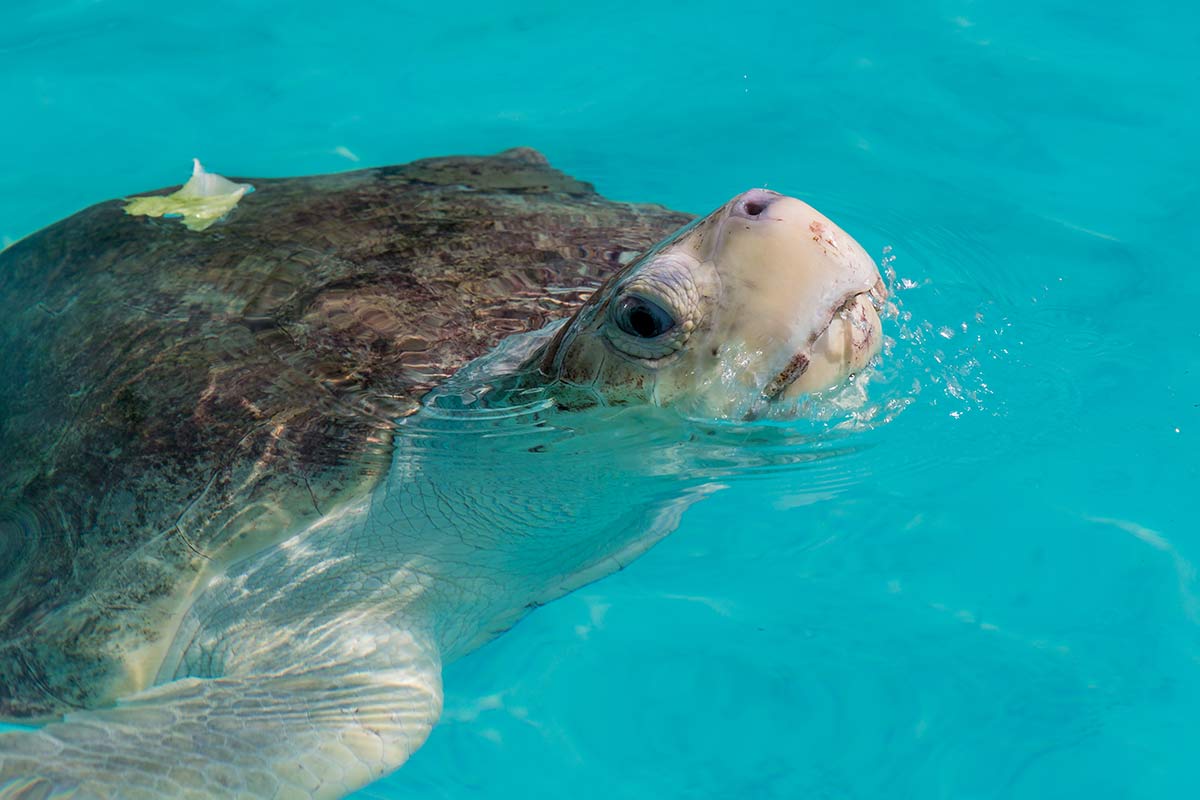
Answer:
[704,191,887,411]
[763,288,884,403]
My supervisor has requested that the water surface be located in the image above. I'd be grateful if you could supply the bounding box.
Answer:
[2,1,1197,798]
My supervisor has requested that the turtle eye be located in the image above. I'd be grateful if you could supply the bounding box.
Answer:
[613,295,675,339]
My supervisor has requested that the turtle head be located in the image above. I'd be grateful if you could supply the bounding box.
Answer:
[539,189,886,418]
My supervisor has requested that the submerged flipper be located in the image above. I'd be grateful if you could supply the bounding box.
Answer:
[0,631,441,799]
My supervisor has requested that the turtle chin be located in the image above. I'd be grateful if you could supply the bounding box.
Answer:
[764,290,884,405]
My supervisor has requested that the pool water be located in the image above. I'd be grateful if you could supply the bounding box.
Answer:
[2,1,1198,798]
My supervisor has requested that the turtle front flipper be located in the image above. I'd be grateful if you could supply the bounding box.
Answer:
[0,628,441,799]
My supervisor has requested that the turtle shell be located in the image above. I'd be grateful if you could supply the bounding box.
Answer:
[0,147,692,718]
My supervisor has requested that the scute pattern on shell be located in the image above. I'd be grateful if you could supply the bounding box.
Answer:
[0,148,692,719]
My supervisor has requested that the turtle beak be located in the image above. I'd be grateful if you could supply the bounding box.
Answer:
[706,189,886,404]
[763,285,885,402]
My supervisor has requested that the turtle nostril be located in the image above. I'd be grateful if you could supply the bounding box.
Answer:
[732,189,778,220]
[743,200,767,216]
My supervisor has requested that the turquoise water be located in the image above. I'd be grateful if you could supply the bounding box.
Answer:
[3,1,1198,798]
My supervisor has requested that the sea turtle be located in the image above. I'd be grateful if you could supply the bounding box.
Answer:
[0,147,884,798]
